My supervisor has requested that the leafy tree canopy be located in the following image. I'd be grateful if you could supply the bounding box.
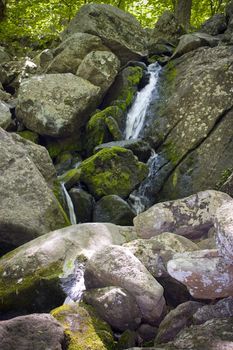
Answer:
[0,0,230,53]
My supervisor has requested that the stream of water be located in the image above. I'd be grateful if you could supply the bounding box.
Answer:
[125,62,161,140]
[61,183,77,225]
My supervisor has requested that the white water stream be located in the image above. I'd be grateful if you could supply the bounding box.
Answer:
[61,183,77,225]
[125,62,161,140]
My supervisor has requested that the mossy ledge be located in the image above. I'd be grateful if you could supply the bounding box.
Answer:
[51,303,116,350]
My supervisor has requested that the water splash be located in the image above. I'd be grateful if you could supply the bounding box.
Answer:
[129,150,167,214]
[125,62,161,140]
[62,261,86,304]
[61,183,77,225]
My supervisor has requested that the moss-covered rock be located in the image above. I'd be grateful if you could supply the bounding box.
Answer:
[85,107,124,155]
[103,66,144,112]
[58,168,81,190]
[45,135,83,159]
[51,303,115,350]
[17,130,39,144]
[80,147,148,199]
[0,223,128,314]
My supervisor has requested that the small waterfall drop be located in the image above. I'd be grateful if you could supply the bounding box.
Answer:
[129,150,160,214]
[61,183,77,225]
[125,62,161,140]
[62,261,86,304]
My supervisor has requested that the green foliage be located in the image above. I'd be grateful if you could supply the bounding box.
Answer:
[0,0,231,51]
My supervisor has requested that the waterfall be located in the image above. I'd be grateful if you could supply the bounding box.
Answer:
[125,62,161,140]
[61,261,86,304]
[61,183,77,225]
[129,150,160,214]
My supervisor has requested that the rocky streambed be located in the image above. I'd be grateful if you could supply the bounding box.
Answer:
[0,2,233,350]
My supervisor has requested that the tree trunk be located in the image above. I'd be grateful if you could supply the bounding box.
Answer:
[0,0,6,21]
[175,0,192,29]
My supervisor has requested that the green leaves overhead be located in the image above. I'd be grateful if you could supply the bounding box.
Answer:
[0,0,230,50]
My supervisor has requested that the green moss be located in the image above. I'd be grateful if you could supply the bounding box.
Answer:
[164,61,177,84]
[58,168,81,190]
[45,136,82,159]
[86,107,124,155]
[0,260,64,312]
[17,130,39,144]
[216,168,233,189]
[164,141,181,165]
[51,303,115,350]
[80,147,148,199]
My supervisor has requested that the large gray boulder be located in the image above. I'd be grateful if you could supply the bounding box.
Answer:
[46,32,110,74]
[84,245,165,325]
[76,50,120,96]
[143,46,233,201]
[0,314,65,350]
[10,132,56,186]
[0,128,68,251]
[134,190,231,239]
[83,286,141,331]
[200,13,227,35]
[123,233,198,278]
[0,223,131,313]
[16,74,100,137]
[0,101,11,129]
[215,200,233,264]
[167,250,233,299]
[62,4,148,64]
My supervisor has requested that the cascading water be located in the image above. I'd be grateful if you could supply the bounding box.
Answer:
[125,62,163,214]
[61,183,77,225]
[61,261,86,304]
[125,62,161,140]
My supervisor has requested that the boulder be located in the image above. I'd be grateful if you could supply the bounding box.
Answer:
[16,74,100,137]
[201,13,227,35]
[69,188,94,223]
[79,147,148,199]
[46,33,109,74]
[0,223,129,313]
[76,50,120,96]
[215,200,233,264]
[193,297,233,325]
[0,101,11,129]
[172,33,219,59]
[0,128,68,252]
[150,11,185,46]
[155,301,203,344]
[83,286,141,331]
[134,190,231,239]
[51,303,114,350]
[0,314,65,350]
[93,195,135,226]
[143,46,233,201]
[166,318,233,350]
[17,130,39,144]
[84,245,165,325]
[10,132,56,186]
[103,65,143,112]
[167,249,233,299]
[62,4,148,64]
[85,106,124,155]
[94,139,151,162]
[123,233,198,278]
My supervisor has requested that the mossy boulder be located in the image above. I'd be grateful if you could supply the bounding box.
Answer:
[0,223,128,314]
[51,303,115,350]
[93,195,135,226]
[58,168,81,190]
[79,147,148,199]
[45,135,83,160]
[69,188,94,223]
[17,130,39,144]
[85,107,124,155]
[103,66,143,112]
